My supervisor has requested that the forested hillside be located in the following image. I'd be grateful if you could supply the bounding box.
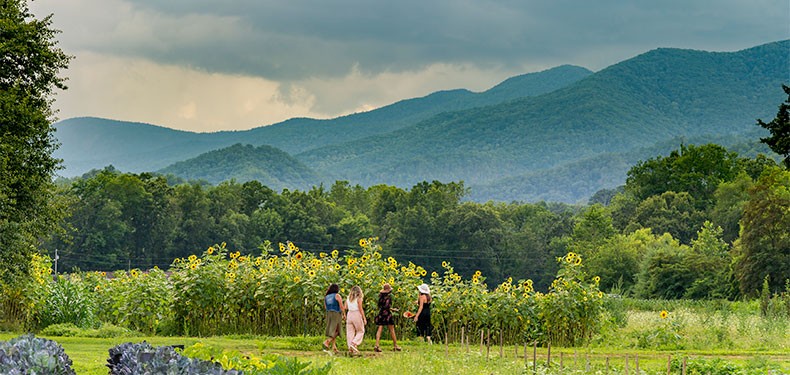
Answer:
[157,143,320,190]
[54,65,591,177]
[300,41,789,198]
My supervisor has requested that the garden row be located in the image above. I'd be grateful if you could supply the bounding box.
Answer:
[5,239,604,346]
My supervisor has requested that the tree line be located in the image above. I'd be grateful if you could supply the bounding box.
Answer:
[46,138,789,298]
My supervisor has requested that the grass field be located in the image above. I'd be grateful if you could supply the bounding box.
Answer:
[1,331,788,374]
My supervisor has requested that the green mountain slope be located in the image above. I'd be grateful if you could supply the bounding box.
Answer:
[298,40,790,194]
[467,129,778,203]
[54,65,591,176]
[157,143,320,190]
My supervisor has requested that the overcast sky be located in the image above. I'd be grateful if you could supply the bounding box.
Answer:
[31,0,789,133]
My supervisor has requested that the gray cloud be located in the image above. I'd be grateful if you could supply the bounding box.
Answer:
[44,0,790,81]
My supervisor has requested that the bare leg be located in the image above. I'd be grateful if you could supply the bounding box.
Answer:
[389,325,400,350]
[375,325,383,347]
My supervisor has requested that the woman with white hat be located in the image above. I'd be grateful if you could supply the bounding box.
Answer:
[413,283,433,344]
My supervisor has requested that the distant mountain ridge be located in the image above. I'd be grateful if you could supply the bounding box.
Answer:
[53,41,789,202]
[297,40,789,191]
[54,64,592,176]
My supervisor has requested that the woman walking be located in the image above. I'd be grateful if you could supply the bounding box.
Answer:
[322,283,344,353]
[345,285,366,355]
[374,283,402,352]
[413,283,432,344]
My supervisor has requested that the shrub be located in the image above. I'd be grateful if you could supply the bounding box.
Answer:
[0,334,75,375]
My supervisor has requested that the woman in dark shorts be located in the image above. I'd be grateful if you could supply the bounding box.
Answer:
[373,283,401,352]
[322,283,345,353]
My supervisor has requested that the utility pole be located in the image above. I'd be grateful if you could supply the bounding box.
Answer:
[53,248,59,281]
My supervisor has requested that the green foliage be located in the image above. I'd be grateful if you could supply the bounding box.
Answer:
[0,0,70,293]
[36,275,97,329]
[633,234,692,299]
[756,84,790,168]
[538,253,605,346]
[732,166,790,296]
[0,334,75,375]
[626,143,742,210]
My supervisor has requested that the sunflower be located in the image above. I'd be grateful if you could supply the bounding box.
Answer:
[188,255,197,262]
[294,276,301,283]
[431,271,439,278]
[660,310,669,319]
[288,242,296,251]
[308,270,316,277]
[207,247,214,255]
[279,243,286,252]
[295,252,303,260]
[442,261,449,268]
[359,238,368,247]
[320,252,327,258]
[189,263,197,270]
[130,269,139,278]
[331,249,339,258]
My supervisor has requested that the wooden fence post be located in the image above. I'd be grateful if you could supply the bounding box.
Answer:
[682,356,687,375]
[635,354,640,374]
[605,356,609,374]
[532,341,537,375]
[559,351,563,372]
[547,341,551,368]
[667,355,672,375]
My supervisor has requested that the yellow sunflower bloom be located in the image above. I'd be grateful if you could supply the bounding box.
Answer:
[359,238,368,247]
[279,243,286,252]
[332,249,339,258]
[188,255,197,262]
[660,310,668,319]
[295,252,303,260]
[207,247,214,255]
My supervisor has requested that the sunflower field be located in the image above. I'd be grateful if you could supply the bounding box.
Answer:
[5,238,604,347]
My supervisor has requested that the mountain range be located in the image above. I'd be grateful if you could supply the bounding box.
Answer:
[53,40,789,203]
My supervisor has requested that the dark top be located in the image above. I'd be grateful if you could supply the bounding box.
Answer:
[374,292,395,325]
[416,296,432,337]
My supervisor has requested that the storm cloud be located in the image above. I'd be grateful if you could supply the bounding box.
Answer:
[30,0,790,131]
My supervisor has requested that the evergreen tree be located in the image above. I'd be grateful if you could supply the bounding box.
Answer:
[756,85,790,168]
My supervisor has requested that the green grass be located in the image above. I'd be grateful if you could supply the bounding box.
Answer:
[2,300,789,374]
[1,332,788,375]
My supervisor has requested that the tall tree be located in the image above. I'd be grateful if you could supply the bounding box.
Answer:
[0,0,70,283]
[756,85,790,168]
[732,166,790,296]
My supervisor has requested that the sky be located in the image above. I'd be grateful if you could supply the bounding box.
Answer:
[30,0,790,133]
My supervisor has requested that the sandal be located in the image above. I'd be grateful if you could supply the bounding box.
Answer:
[374,346,382,352]
[393,346,402,351]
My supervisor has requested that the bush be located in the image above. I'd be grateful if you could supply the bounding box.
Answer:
[40,323,82,337]
[0,334,75,375]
